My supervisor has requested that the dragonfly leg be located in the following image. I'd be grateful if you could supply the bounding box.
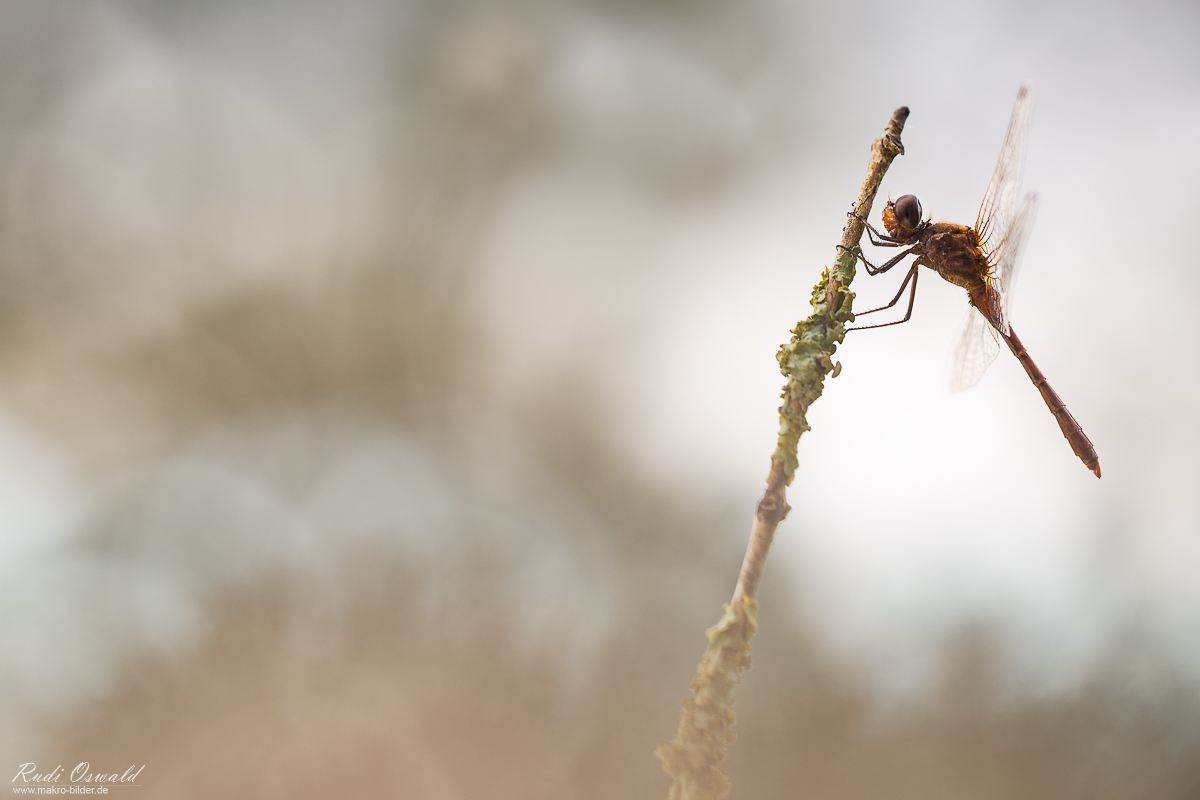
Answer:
[865,223,905,247]
[846,211,906,246]
[838,245,915,276]
[845,263,920,331]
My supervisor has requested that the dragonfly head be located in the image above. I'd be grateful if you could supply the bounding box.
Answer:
[883,194,924,239]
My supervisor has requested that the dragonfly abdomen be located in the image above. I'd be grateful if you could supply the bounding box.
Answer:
[1003,327,1101,478]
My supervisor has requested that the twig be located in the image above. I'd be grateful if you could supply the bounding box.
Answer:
[655,106,909,800]
[733,105,908,612]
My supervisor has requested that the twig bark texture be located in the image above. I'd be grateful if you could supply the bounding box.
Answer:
[655,106,909,800]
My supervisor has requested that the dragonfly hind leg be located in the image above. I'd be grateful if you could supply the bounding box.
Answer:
[845,263,920,332]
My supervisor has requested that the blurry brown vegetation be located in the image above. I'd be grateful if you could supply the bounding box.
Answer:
[1,1,1197,798]
[41,516,1200,799]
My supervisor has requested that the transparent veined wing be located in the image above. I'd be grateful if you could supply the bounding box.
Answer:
[993,192,1037,325]
[976,84,1033,270]
[950,307,1001,392]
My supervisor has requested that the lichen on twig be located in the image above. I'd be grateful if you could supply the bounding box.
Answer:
[656,106,909,800]
[773,108,908,484]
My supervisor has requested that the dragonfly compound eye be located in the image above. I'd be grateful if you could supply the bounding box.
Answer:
[894,194,922,229]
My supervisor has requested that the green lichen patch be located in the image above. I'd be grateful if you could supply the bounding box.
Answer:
[772,248,858,483]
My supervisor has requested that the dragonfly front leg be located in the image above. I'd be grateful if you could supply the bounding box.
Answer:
[846,210,906,246]
[845,263,920,331]
[838,244,915,276]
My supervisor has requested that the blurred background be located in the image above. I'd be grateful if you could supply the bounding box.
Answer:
[0,0,1197,797]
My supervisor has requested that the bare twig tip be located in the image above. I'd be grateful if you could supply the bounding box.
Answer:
[881,107,910,156]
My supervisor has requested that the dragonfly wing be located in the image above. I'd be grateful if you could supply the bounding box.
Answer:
[975,84,1033,264]
[950,307,1002,393]
[993,192,1037,323]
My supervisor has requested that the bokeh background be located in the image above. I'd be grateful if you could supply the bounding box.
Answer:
[1,0,1197,797]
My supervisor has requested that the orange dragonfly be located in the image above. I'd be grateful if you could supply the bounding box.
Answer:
[843,84,1100,478]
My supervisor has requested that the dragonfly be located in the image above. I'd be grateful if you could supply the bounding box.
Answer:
[842,84,1100,478]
